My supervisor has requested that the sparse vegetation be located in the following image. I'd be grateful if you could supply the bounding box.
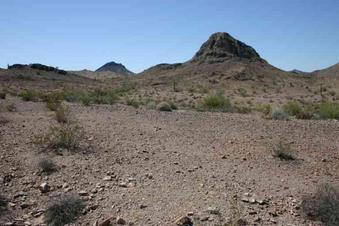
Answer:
[234,104,252,114]
[271,109,289,120]
[255,103,272,116]
[282,101,302,116]
[237,88,248,97]
[19,90,42,102]
[5,103,16,112]
[126,97,140,108]
[317,102,339,120]
[156,102,172,111]
[45,93,63,111]
[38,158,57,174]
[55,105,70,124]
[198,92,233,112]
[144,99,157,109]
[272,140,296,161]
[45,195,85,226]
[36,123,84,152]
[301,183,339,226]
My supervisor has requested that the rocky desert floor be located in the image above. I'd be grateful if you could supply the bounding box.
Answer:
[1,96,339,226]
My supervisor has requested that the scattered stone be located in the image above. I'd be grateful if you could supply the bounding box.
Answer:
[205,207,220,215]
[175,216,193,226]
[39,182,50,193]
[118,182,128,188]
[116,217,126,225]
[103,176,112,181]
[139,204,147,209]
[78,190,89,196]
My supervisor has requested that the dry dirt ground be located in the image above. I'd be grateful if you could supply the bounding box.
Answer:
[1,96,339,226]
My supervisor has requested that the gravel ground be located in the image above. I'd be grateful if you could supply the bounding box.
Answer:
[1,97,338,226]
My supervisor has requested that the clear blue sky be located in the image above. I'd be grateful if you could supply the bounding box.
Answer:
[0,0,338,73]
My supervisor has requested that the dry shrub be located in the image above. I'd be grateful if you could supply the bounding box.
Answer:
[301,183,339,226]
[55,105,70,124]
[45,195,84,226]
[272,140,296,161]
[38,158,57,174]
[35,123,84,152]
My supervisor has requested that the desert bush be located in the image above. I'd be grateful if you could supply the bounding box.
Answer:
[169,101,178,110]
[5,103,16,112]
[271,109,289,120]
[55,105,70,124]
[45,195,84,226]
[0,195,8,214]
[156,102,172,111]
[62,90,84,103]
[61,89,119,106]
[198,92,233,112]
[91,89,119,105]
[237,88,248,97]
[272,140,296,161]
[282,101,302,116]
[19,90,41,102]
[255,103,272,116]
[144,99,157,109]
[44,93,63,111]
[301,183,339,226]
[317,102,339,120]
[0,92,6,99]
[296,105,315,120]
[126,97,140,108]
[234,105,252,114]
[36,123,84,151]
[38,158,57,174]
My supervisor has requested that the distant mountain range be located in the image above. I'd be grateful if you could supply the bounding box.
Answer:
[3,33,338,80]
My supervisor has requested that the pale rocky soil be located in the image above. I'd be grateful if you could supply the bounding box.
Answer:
[1,96,339,226]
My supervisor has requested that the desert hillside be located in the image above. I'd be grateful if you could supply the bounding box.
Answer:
[1,33,339,226]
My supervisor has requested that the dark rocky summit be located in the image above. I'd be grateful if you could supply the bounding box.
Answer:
[96,61,134,76]
[8,64,67,75]
[192,32,262,62]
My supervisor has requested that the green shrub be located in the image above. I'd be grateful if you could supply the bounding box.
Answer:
[126,97,140,108]
[45,93,63,111]
[255,104,272,116]
[317,102,339,119]
[19,90,41,102]
[169,102,178,110]
[38,158,57,174]
[91,89,118,105]
[198,92,232,112]
[145,99,157,110]
[272,141,296,161]
[156,102,172,112]
[301,184,339,226]
[271,109,289,120]
[80,94,91,106]
[282,101,302,116]
[45,195,84,226]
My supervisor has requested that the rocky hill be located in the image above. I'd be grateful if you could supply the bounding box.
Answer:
[191,32,263,63]
[96,61,134,76]
[312,62,339,77]
[139,32,289,84]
